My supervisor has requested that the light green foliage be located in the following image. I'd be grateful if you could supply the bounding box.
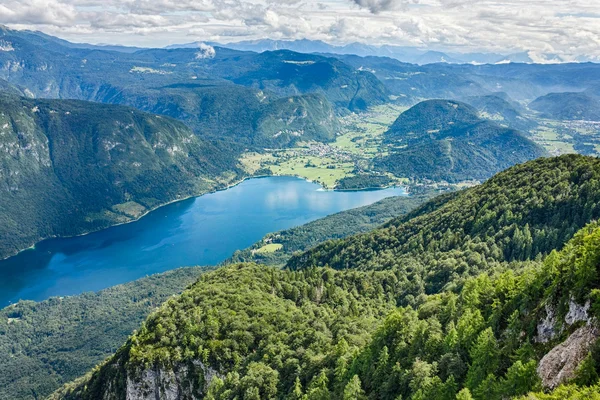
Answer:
[343,375,366,400]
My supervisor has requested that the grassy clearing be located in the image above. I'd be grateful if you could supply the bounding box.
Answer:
[254,243,283,254]
[111,202,146,218]
[269,156,354,189]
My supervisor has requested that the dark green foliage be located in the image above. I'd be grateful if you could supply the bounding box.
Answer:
[572,353,599,387]
[335,174,394,190]
[529,92,600,121]
[0,94,241,259]
[53,263,409,399]
[463,94,537,131]
[0,267,206,400]
[98,84,340,148]
[386,100,481,139]
[377,100,547,182]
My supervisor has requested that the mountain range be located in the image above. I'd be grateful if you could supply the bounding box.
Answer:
[167,39,593,65]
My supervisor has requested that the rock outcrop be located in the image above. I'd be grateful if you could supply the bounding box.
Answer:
[125,361,221,400]
[537,324,599,389]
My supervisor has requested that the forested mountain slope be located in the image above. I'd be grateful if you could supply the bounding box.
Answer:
[376,100,547,182]
[0,267,207,400]
[0,94,239,259]
[291,155,600,288]
[463,94,537,131]
[51,155,600,400]
[0,192,435,400]
[98,84,340,147]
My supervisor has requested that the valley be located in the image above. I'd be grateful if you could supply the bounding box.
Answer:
[240,104,406,189]
[2,23,600,400]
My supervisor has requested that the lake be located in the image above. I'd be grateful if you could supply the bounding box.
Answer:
[0,176,407,306]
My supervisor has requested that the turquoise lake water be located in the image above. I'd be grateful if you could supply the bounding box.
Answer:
[0,176,407,306]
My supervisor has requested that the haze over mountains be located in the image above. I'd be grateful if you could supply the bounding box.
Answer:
[167,38,590,65]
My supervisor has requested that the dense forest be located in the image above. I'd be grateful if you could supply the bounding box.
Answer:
[0,267,208,400]
[291,155,600,297]
[50,155,600,400]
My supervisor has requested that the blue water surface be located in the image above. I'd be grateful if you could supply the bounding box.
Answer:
[0,176,407,306]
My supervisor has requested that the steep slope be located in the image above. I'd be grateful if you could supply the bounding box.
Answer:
[99,83,340,147]
[50,156,600,400]
[0,267,207,400]
[529,92,600,121]
[226,50,389,112]
[377,100,547,181]
[346,220,600,399]
[0,94,239,259]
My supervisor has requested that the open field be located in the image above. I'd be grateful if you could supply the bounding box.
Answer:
[253,243,284,254]
[531,119,600,156]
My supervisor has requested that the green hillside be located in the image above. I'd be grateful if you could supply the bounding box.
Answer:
[377,100,547,182]
[102,84,340,148]
[386,100,481,139]
[529,92,600,121]
[291,155,600,290]
[50,155,600,400]
[0,267,207,400]
[0,94,240,259]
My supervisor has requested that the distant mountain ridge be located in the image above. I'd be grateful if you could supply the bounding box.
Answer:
[529,92,600,121]
[168,38,596,65]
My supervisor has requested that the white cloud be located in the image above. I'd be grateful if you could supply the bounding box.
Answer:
[0,0,599,60]
[195,42,216,59]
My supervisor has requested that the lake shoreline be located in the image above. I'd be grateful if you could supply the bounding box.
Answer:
[2,176,408,306]
[1,174,409,262]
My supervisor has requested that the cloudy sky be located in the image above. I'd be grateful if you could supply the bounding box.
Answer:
[1,0,599,59]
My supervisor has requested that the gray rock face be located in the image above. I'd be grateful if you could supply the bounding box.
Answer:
[536,304,557,343]
[565,298,591,325]
[124,361,221,400]
[537,325,599,389]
